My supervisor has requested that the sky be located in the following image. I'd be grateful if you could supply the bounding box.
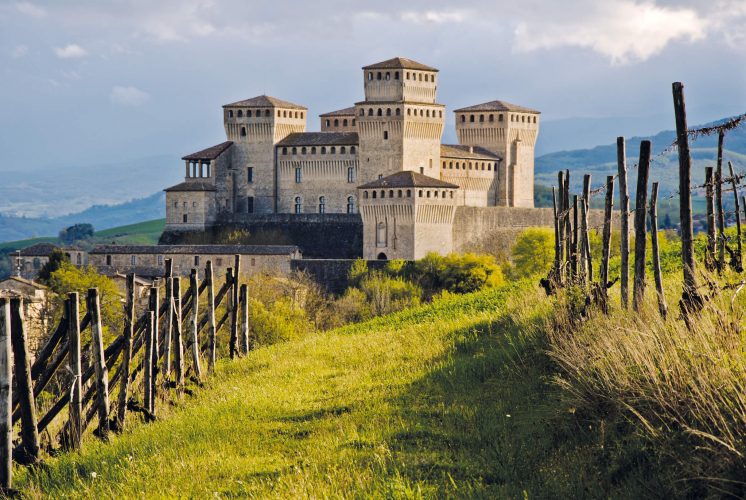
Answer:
[1,0,745,171]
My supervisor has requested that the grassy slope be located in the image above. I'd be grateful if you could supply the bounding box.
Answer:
[16,284,659,498]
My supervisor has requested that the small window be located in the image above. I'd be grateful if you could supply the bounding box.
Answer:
[311,147,316,154]
[461,115,465,123]
[319,196,326,214]
[407,189,411,197]
[295,167,302,183]
[334,119,339,127]
[372,191,377,199]
[389,190,394,198]
[251,258,256,266]
[377,108,382,116]
[341,146,346,154]
[383,131,388,140]
[264,109,270,117]
[418,190,422,198]
[395,71,399,80]
[397,190,402,197]
[364,191,369,199]
[427,191,431,198]
[360,108,365,116]
[183,214,188,223]
[294,196,302,213]
[321,146,326,154]
[247,167,254,183]
[194,256,200,266]
[228,110,234,118]
[385,72,390,80]
[489,114,494,122]
[350,146,356,154]
[380,190,385,198]
[331,146,336,154]
[368,72,373,81]
[470,115,475,123]
[237,110,243,117]
[106,255,112,266]
[368,109,373,116]
[343,119,348,126]
[216,258,223,266]
[377,72,382,80]
[174,201,178,208]
[301,147,306,154]
[347,196,355,213]
[325,119,330,127]
[347,167,355,183]
[131,255,137,265]
[282,147,288,155]
[292,147,297,154]
[240,126,247,136]
[247,110,252,117]
[192,201,197,207]
[395,108,400,116]
[247,196,254,213]
[479,115,484,122]
[386,108,391,116]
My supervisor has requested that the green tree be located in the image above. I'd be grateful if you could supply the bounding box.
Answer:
[510,228,554,279]
[37,248,70,284]
[59,223,94,244]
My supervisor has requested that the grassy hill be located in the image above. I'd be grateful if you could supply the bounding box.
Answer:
[16,283,664,498]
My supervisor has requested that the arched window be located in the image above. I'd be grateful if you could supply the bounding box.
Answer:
[343,119,348,126]
[334,119,339,127]
[383,131,388,140]
[439,110,442,118]
[449,161,453,169]
[228,110,233,118]
[321,146,326,154]
[389,190,394,198]
[434,191,439,198]
[368,72,373,81]
[319,196,326,214]
[522,115,526,122]
[372,191,377,199]
[347,196,355,213]
[386,108,391,116]
[407,189,411,197]
[364,191,369,199]
[284,110,288,117]
[247,110,252,117]
[277,110,281,117]
[265,109,270,117]
[407,109,411,116]
[426,110,430,117]
[295,167,302,183]
[406,72,410,79]
[301,147,306,154]
[376,72,382,80]
[292,147,297,155]
[380,190,385,198]
[347,166,354,183]
[426,191,431,198]
[368,108,373,116]
[394,71,399,80]
[377,108,382,116]
[418,73,422,81]
[461,115,465,123]
[533,116,537,123]
[499,114,504,122]
[395,108,400,116]
[360,108,365,116]
[341,146,346,154]
[489,114,494,122]
[398,190,402,197]
[418,190,422,197]
[350,146,356,154]
[294,196,302,214]
[237,110,243,117]
[240,127,247,137]
[282,147,288,155]
[325,119,330,127]
[470,115,475,123]
[480,114,484,122]
[311,146,316,154]
[385,72,390,80]
[419,109,424,117]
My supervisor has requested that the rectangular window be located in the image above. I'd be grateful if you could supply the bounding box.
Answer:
[194,256,200,266]
[131,255,137,265]
[295,167,302,183]
[106,255,112,266]
[247,167,254,183]
[247,196,254,213]
[383,131,388,140]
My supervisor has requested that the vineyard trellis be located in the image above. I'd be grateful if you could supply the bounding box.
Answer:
[0,256,248,492]
[545,82,746,324]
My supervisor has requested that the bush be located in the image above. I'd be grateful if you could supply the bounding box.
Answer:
[510,228,554,279]
[359,272,422,316]
[412,252,504,296]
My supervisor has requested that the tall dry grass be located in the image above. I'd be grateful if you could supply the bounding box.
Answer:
[547,273,746,495]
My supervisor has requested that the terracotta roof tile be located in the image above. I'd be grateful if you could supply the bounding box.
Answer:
[319,106,356,117]
[182,141,233,161]
[164,181,217,192]
[363,57,438,72]
[90,244,300,255]
[454,100,540,114]
[440,144,501,160]
[223,95,306,109]
[276,132,359,147]
[358,171,458,189]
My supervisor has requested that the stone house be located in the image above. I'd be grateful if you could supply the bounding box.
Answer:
[12,243,86,280]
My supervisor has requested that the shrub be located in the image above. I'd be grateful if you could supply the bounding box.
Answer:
[510,228,554,279]
[359,272,422,316]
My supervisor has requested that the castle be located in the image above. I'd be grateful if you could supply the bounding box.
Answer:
[165,57,540,260]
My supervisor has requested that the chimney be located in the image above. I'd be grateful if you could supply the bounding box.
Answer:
[469,146,474,153]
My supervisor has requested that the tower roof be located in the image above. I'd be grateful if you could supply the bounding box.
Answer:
[362,57,438,72]
[440,144,501,160]
[182,141,233,161]
[358,171,457,189]
[319,106,357,117]
[222,95,307,109]
[454,100,540,114]
[277,132,359,147]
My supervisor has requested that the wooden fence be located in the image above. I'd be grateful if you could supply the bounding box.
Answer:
[0,255,247,492]
[544,82,746,324]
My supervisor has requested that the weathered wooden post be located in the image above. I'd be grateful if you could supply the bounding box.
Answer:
[10,297,39,462]
[633,141,651,311]
[617,136,630,309]
[563,170,572,281]
[163,260,173,382]
[240,284,249,354]
[673,82,701,317]
[552,187,561,284]
[649,182,668,320]
[600,176,615,314]
[67,292,82,450]
[87,288,110,440]
[230,255,240,359]
[716,130,726,272]
[728,161,742,270]
[148,285,159,413]
[557,171,566,284]
[206,261,217,372]
[116,274,135,430]
[143,310,154,415]
[571,195,579,279]
[227,268,237,358]
[189,269,202,381]
[0,297,12,490]
[172,277,184,390]
[582,174,593,283]
[705,166,716,270]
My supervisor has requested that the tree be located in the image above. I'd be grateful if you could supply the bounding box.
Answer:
[59,223,94,244]
[510,228,554,279]
[37,248,70,284]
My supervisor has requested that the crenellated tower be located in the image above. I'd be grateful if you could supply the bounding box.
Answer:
[454,101,540,207]
[355,58,445,183]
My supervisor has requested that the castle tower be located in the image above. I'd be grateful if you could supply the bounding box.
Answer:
[358,171,458,260]
[355,58,445,183]
[222,95,307,214]
[454,101,540,208]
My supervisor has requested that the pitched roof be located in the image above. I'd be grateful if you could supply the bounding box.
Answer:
[319,106,357,117]
[0,276,48,290]
[363,57,438,72]
[18,243,58,256]
[164,181,217,192]
[182,141,233,161]
[440,144,501,160]
[90,244,301,255]
[358,171,458,189]
[276,132,359,147]
[453,100,540,114]
[223,95,306,109]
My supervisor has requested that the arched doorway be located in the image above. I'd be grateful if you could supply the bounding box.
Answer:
[377,253,387,260]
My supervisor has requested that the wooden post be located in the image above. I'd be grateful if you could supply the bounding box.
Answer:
[650,182,668,320]
[563,170,571,281]
[189,269,202,381]
[148,286,159,413]
[67,293,82,450]
[571,195,579,279]
[87,288,109,440]
[552,187,561,284]
[633,141,651,312]
[240,284,249,354]
[230,255,240,359]
[600,176,615,314]
[172,277,184,390]
[143,311,154,415]
[0,298,12,490]
[557,171,566,284]
[206,261,217,372]
[10,297,40,462]
[716,130,726,272]
[705,166,716,270]
[582,174,593,284]
[116,274,135,430]
[728,161,742,270]
[617,136,630,309]
[673,82,701,316]
[227,268,237,358]
[163,260,173,382]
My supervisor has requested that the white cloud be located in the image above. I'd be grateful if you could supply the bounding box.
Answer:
[15,2,46,18]
[110,85,150,106]
[400,9,471,24]
[53,44,88,59]
[10,45,28,58]
[512,1,707,64]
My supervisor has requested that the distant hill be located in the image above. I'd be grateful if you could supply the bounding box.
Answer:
[0,191,165,243]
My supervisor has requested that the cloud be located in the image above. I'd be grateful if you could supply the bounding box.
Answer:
[400,9,471,24]
[110,85,150,106]
[10,45,28,59]
[15,2,46,18]
[512,0,707,63]
[54,44,88,59]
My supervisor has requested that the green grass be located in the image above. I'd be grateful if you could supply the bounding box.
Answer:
[15,283,662,498]
[0,219,165,252]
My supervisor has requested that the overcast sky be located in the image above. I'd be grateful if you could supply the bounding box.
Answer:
[1,0,745,170]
